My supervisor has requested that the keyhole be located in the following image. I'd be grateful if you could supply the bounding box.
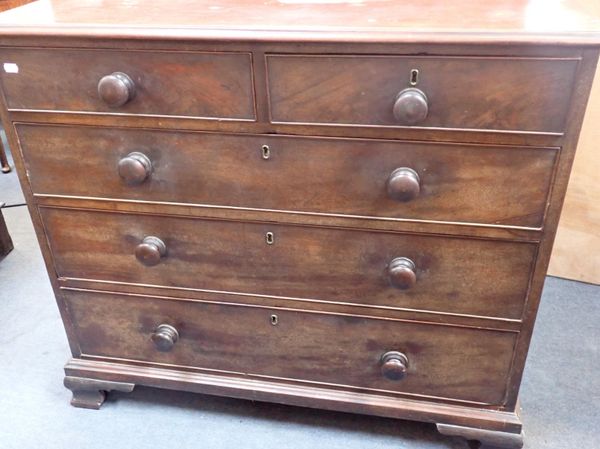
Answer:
[262,145,270,160]
[410,69,419,86]
[266,232,274,245]
[270,314,278,325]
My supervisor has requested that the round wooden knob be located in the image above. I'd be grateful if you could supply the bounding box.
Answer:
[98,72,135,107]
[386,167,420,202]
[135,236,166,267]
[118,152,152,185]
[381,351,409,381]
[388,257,417,290]
[393,88,428,125]
[151,324,179,352]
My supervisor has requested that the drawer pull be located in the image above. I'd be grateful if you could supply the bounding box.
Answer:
[98,72,136,107]
[387,257,417,290]
[135,236,167,267]
[386,167,420,202]
[151,324,179,352]
[381,351,409,381]
[118,152,152,185]
[393,87,428,125]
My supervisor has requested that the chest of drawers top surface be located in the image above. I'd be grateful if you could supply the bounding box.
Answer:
[0,0,599,44]
[1,2,599,448]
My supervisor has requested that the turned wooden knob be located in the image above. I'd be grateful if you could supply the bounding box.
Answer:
[388,257,417,290]
[393,88,428,125]
[98,72,135,107]
[381,351,409,381]
[387,167,420,202]
[118,152,152,185]
[151,324,179,352]
[135,236,166,267]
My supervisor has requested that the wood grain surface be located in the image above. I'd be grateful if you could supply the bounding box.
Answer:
[0,0,598,443]
[0,0,599,44]
[40,207,537,320]
[0,48,255,119]
[64,288,517,405]
[267,55,578,133]
[18,124,557,228]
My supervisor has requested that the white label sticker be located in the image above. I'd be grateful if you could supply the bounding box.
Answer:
[3,63,19,73]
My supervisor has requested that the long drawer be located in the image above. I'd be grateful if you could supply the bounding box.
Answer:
[41,208,536,320]
[64,289,517,405]
[267,54,578,133]
[0,48,255,119]
[19,124,557,228]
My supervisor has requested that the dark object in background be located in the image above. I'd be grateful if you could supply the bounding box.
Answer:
[1,138,11,173]
[0,203,13,259]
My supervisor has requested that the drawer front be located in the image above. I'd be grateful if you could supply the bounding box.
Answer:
[267,55,578,133]
[19,124,557,228]
[0,48,255,119]
[65,289,516,405]
[42,208,536,320]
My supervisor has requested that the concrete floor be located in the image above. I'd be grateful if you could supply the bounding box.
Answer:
[0,148,599,449]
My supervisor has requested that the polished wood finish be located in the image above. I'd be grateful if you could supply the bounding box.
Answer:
[117,152,152,185]
[64,289,517,405]
[97,72,135,108]
[63,376,134,410]
[393,88,429,125]
[41,207,536,320]
[64,356,523,432]
[386,168,421,203]
[17,124,558,228]
[0,48,255,119]
[0,0,599,45]
[151,324,179,352]
[1,1,599,448]
[267,55,578,133]
[134,236,166,267]
[387,257,418,291]
[380,351,410,381]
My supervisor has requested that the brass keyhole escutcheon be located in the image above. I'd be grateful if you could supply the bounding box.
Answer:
[270,314,278,325]
[266,232,274,245]
[262,145,270,160]
[410,69,419,86]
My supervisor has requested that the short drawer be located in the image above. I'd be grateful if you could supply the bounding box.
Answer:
[42,208,536,320]
[267,54,578,133]
[0,48,255,119]
[19,124,557,228]
[65,289,517,405]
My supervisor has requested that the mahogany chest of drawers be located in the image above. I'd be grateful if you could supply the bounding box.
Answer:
[1,1,599,447]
